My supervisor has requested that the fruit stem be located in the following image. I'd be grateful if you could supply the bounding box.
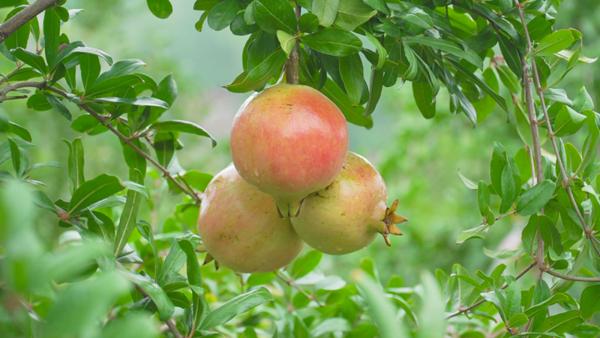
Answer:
[284,4,301,84]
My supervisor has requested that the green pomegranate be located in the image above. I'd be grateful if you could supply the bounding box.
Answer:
[290,152,405,254]
[197,165,303,272]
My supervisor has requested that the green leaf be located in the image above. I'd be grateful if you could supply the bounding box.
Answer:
[339,54,366,104]
[43,7,60,65]
[276,30,296,56]
[155,74,178,106]
[312,318,350,336]
[46,94,72,120]
[7,138,21,176]
[333,0,376,31]
[403,36,482,68]
[302,28,362,57]
[11,47,47,73]
[44,272,131,338]
[69,174,125,214]
[80,54,101,90]
[177,170,212,191]
[417,272,445,338]
[93,96,169,109]
[299,12,319,33]
[152,120,216,147]
[126,272,175,321]
[553,104,587,137]
[499,164,517,213]
[516,180,556,216]
[253,0,297,34]
[65,138,85,191]
[534,29,581,56]
[146,0,173,19]
[365,68,383,115]
[490,143,507,194]
[412,80,436,119]
[478,181,491,217]
[100,313,159,338]
[225,48,287,92]
[354,272,409,338]
[364,31,387,69]
[54,44,114,68]
[200,287,272,330]
[88,59,146,92]
[321,78,372,127]
[581,285,600,319]
[539,310,583,334]
[7,121,32,142]
[456,224,489,244]
[208,0,240,31]
[114,169,145,255]
[362,0,389,15]
[152,132,175,168]
[312,0,339,27]
[289,250,322,278]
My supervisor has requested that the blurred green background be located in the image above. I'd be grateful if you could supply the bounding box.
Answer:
[1,0,598,284]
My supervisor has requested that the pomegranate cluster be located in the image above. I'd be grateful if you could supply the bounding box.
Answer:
[197,84,405,273]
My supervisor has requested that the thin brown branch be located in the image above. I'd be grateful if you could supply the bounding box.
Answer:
[0,0,57,43]
[515,1,600,257]
[2,81,201,203]
[544,269,600,282]
[446,262,536,319]
[284,4,301,84]
[276,270,323,307]
[166,319,184,338]
[0,81,45,101]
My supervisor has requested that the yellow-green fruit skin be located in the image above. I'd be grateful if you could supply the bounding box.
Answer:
[290,152,387,255]
[198,165,303,273]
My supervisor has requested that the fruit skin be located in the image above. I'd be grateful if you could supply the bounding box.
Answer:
[290,152,387,255]
[230,84,348,215]
[197,165,303,273]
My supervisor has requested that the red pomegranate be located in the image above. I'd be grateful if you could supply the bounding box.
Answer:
[290,152,405,254]
[198,165,303,272]
[230,84,348,217]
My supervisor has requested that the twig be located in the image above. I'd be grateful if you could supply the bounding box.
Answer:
[544,269,600,283]
[284,4,301,84]
[446,262,536,319]
[0,0,57,43]
[0,81,45,101]
[0,81,201,203]
[276,270,323,307]
[166,319,184,338]
[515,1,600,257]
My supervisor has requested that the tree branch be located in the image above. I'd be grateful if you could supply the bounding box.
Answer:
[446,262,536,319]
[1,81,202,203]
[0,81,45,101]
[514,1,600,258]
[544,269,600,283]
[284,4,301,84]
[0,0,58,43]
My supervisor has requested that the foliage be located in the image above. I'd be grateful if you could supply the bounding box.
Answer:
[1,0,600,337]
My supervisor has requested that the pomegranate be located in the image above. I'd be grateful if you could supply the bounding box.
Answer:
[230,84,348,217]
[290,152,406,254]
[197,165,303,272]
